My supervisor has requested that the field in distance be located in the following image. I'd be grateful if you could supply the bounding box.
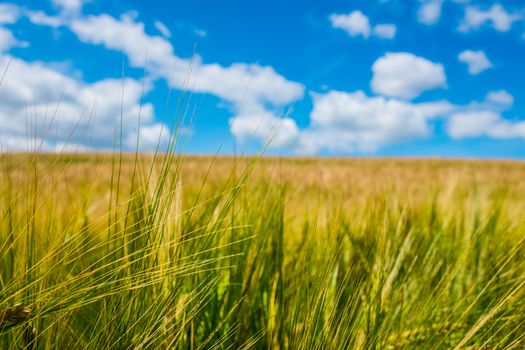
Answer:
[1,154,525,349]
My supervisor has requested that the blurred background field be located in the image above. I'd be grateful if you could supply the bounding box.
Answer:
[1,154,525,349]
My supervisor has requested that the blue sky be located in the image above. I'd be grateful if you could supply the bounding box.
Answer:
[0,0,524,157]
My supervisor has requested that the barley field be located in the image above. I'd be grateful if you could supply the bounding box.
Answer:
[1,153,525,349]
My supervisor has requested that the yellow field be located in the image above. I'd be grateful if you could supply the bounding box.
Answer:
[1,154,525,348]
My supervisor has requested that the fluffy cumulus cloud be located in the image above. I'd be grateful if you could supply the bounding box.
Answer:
[458,50,493,75]
[371,52,446,100]
[447,89,523,140]
[458,4,521,32]
[330,11,371,38]
[70,13,180,76]
[418,0,443,25]
[0,55,170,151]
[52,0,85,14]
[295,91,453,154]
[448,111,501,138]
[330,11,396,40]
[21,7,304,150]
[448,111,525,139]
[192,64,304,106]
[230,106,299,149]
[0,4,21,52]
[124,123,173,151]
[64,12,305,149]
[68,13,305,106]
[486,90,513,106]
[373,24,397,39]
[0,27,18,52]
[0,3,20,24]
[26,10,64,28]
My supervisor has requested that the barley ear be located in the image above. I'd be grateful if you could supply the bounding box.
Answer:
[0,304,32,326]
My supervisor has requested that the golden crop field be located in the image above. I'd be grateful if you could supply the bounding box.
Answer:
[1,153,525,348]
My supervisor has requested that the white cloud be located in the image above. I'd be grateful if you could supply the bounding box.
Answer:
[0,135,42,152]
[486,90,513,106]
[373,24,397,39]
[0,3,20,24]
[21,8,304,151]
[64,12,305,149]
[154,20,171,38]
[0,55,170,151]
[330,11,397,40]
[26,10,64,28]
[448,111,525,139]
[371,52,446,100]
[52,0,86,14]
[0,4,25,52]
[0,27,19,52]
[192,63,304,105]
[230,107,299,149]
[290,86,522,154]
[68,13,304,106]
[418,0,443,25]
[447,90,524,140]
[295,90,453,154]
[330,11,371,38]
[70,13,178,74]
[458,50,493,74]
[125,123,173,151]
[458,4,521,32]
[0,8,27,53]
[448,111,500,138]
